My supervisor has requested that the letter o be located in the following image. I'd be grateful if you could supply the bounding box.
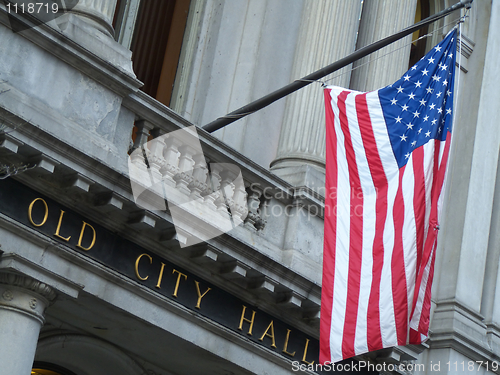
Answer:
[28,198,48,227]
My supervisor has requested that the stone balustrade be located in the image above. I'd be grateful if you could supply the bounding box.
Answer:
[128,112,275,244]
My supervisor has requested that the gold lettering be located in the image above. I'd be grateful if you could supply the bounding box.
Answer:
[282,329,296,356]
[54,210,71,241]
[301,338,314,365]
[28,198,48,227]
[156,263,166,289]
[172,269,187,297]
[76,221,96,251]
[238,305,256,335]
[135,253,152,281]
[259,320,277,348]
[194,280,211,309]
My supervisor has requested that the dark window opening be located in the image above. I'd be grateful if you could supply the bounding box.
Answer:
[129,0,191,106]
[112,0,124,34]
[409,0,430,68]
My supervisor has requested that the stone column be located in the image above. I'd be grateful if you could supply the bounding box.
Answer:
[349,0,418,92]
[65,0,118,37]
[0,272,56,375]
[55,0,134,74]
[270,0,362,190]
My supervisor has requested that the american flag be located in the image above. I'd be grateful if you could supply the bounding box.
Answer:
[320,29,457,363]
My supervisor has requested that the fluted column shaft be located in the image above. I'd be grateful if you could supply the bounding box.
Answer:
[0,272,56,375]
[349,0,418,92]
[271,0,362,184]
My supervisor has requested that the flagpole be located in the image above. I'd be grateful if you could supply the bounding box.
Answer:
[202,0,473,133]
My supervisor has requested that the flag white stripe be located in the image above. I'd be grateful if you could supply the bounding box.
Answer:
[345,92,375,355]
[437,145,449,221]
[401,156,418,326]
[366,92,400,180]
[438,138,448,165]
[379,172,399,348]
[366,92,399,348]
[329,90,351,361]
[422,141,436,241]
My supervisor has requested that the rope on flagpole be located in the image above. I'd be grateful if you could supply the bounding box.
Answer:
[444,7,467,158]
[216,11,471,123]
[454,10,467,106]
[434,7,469,261]
[320,16,463,87]
[259,25,452,88]
[319,33,434,86]
[449,7,468,137]
[202,0,474,133]
[231,16,465,94]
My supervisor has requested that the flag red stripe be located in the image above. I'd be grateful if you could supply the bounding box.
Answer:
[409,327,421,344]
[412,140,441,315]
[418,241,437,334]
[417,135,451,334]
[337,92,364,360]
[320,89,337,363]
[412,147,426,272]
[392,167,408,345]
[354,94,385,351]
[436,137,451,195]
[428,139,442,225]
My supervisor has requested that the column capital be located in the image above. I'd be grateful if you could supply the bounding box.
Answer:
[0,272,56,324]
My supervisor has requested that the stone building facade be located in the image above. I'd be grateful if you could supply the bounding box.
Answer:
[0,0,497,374]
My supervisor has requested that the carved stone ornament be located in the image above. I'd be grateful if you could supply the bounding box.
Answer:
[0,273,56,301]
[2,289,13,301]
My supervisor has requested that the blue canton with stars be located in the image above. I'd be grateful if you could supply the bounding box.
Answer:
[379,29,457,168]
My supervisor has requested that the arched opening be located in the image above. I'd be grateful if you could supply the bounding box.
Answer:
[34,335,146,375]
[32,362,77,375]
